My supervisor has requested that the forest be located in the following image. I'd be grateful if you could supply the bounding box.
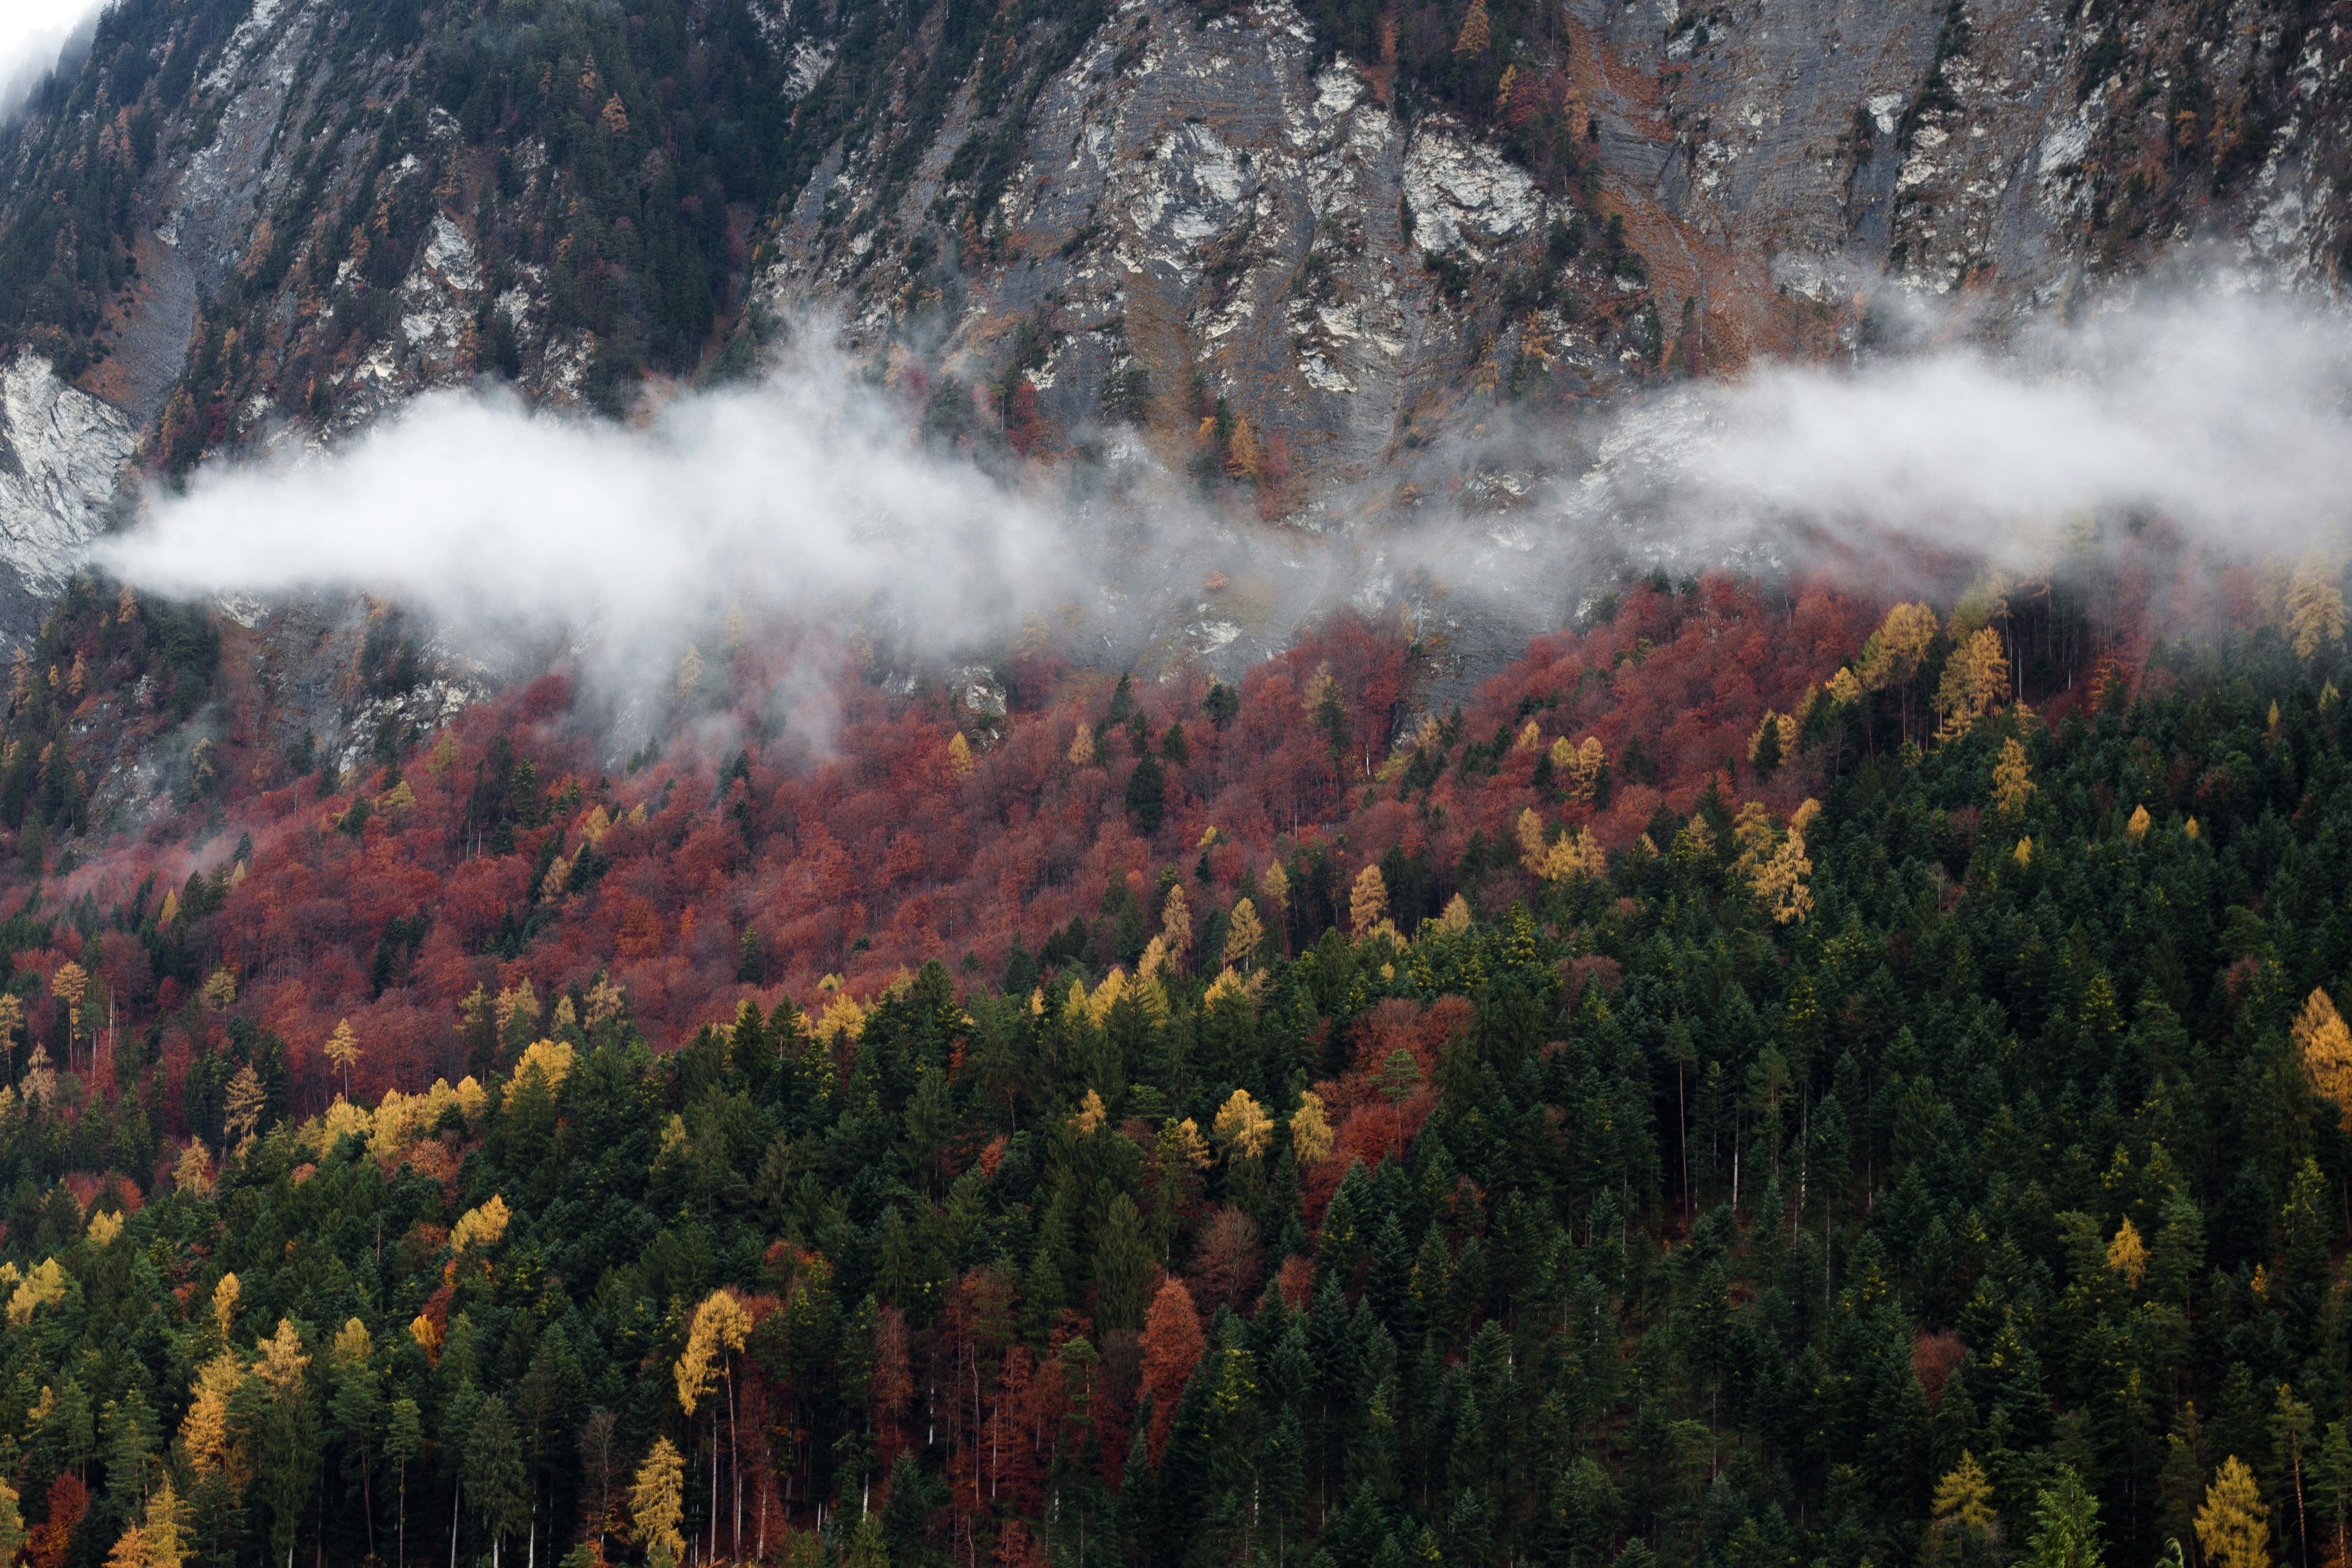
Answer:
[0,542,2349,1568]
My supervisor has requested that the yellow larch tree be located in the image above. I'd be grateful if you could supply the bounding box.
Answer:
[6,1259,65,1325]
[323,1019,361,1100]
[1260,860,1289,924]
[947,732,974,777]
[199,966,237,1012]
[1859,602,1941,738]
[1226,414,1259,481]
[1291,1091,1335,1165]
[1223,898,1264,970]
[211,1272,239,1343]
[1541,827,1604,885]
[2288,553,2346,659]
[2196,1456,2270,1568]
[1517,807,1550,875]
[1934,627,2011,738]
[252,1318,310,1400]
[109,1474,187,1568]
[1926,1451,2000,1565]
[1212,1088,1274,1161]
[451,1195,512,1253]
[1562,736,1606,800]
[2107,1218,2148,1290]
[1993,737,2035,823]
[2127,804,2152,841]
[1454,0,1490,54]
[675,1290,754,1415]
[630,1437,688,1568]
[2293,989,2352,1124]
[50,962,86,1060]
[1350,864,1389,938]
[1069,725,1097,767]
[1751,831,1814,926]
[1437,893,1472,933]
[222,1067,265,1149]
[1161,885,1193,968]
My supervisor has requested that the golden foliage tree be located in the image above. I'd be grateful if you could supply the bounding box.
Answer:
[1749,830,1814,926]
[1561,735,1607,799]
[5,1258,64,1326]
[947,732,974,777]
[1223,898,1264,970]
[1454,0,1490,54]
[1349,864,1388,938]
[450,1195,512,1253]
[222,1067,265,1148]
[1212,1088,1274,1161]
[2196,1456,2270,1568]
[674,1290,754,1415]
[1935,627,2011,738]
[323,1019,361,1099]
[1926,1451,2001,1566]
[1517,807,1550,875]
[50,963,86,1064]
[2294,989,2352,1123]
[211,1273,239,1342]
[2288,554,2346,659]
[1161,884,1193,967]
[1068,725,1097,767]
[629,1437,687,1568]
[1860,602,1941,737]
[1437,893,1471,933]
[105,1477,187,1568]
[1994,737,2036,823]
[1547,827,1605,885]
[1291,1091,1334,1165]
[2107,1219,2148,1290]
[1226,415,1260,481]
[199,967,237,1012]
[2127,804,2152,840]
[253,1318,310,1399]
[1260,860,1289,921]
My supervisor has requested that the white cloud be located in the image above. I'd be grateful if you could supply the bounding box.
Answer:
[0,0,102,125]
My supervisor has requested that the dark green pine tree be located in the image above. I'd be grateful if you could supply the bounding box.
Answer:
[467,1396,529,1568]
[1125,749,1167,835]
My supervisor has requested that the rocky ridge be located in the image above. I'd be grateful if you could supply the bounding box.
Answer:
[0,0,2337,699]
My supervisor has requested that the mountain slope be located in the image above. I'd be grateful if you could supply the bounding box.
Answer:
[0,0,2338,576]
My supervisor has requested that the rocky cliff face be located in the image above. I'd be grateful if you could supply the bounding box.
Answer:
[0,354,136,618]
[0,0,2342,655]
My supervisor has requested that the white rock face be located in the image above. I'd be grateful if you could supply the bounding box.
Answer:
[1403,124,1540,260]
[0,355,134,597]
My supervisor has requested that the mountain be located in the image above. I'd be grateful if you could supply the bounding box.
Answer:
[0,0,2342,644]
[4,4,2352,1565]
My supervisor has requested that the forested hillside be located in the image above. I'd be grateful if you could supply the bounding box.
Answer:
[0,545,2348,1568]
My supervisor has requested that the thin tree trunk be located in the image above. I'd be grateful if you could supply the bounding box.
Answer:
[729,1366,741,1562]
[1678,1058,1690,1218]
